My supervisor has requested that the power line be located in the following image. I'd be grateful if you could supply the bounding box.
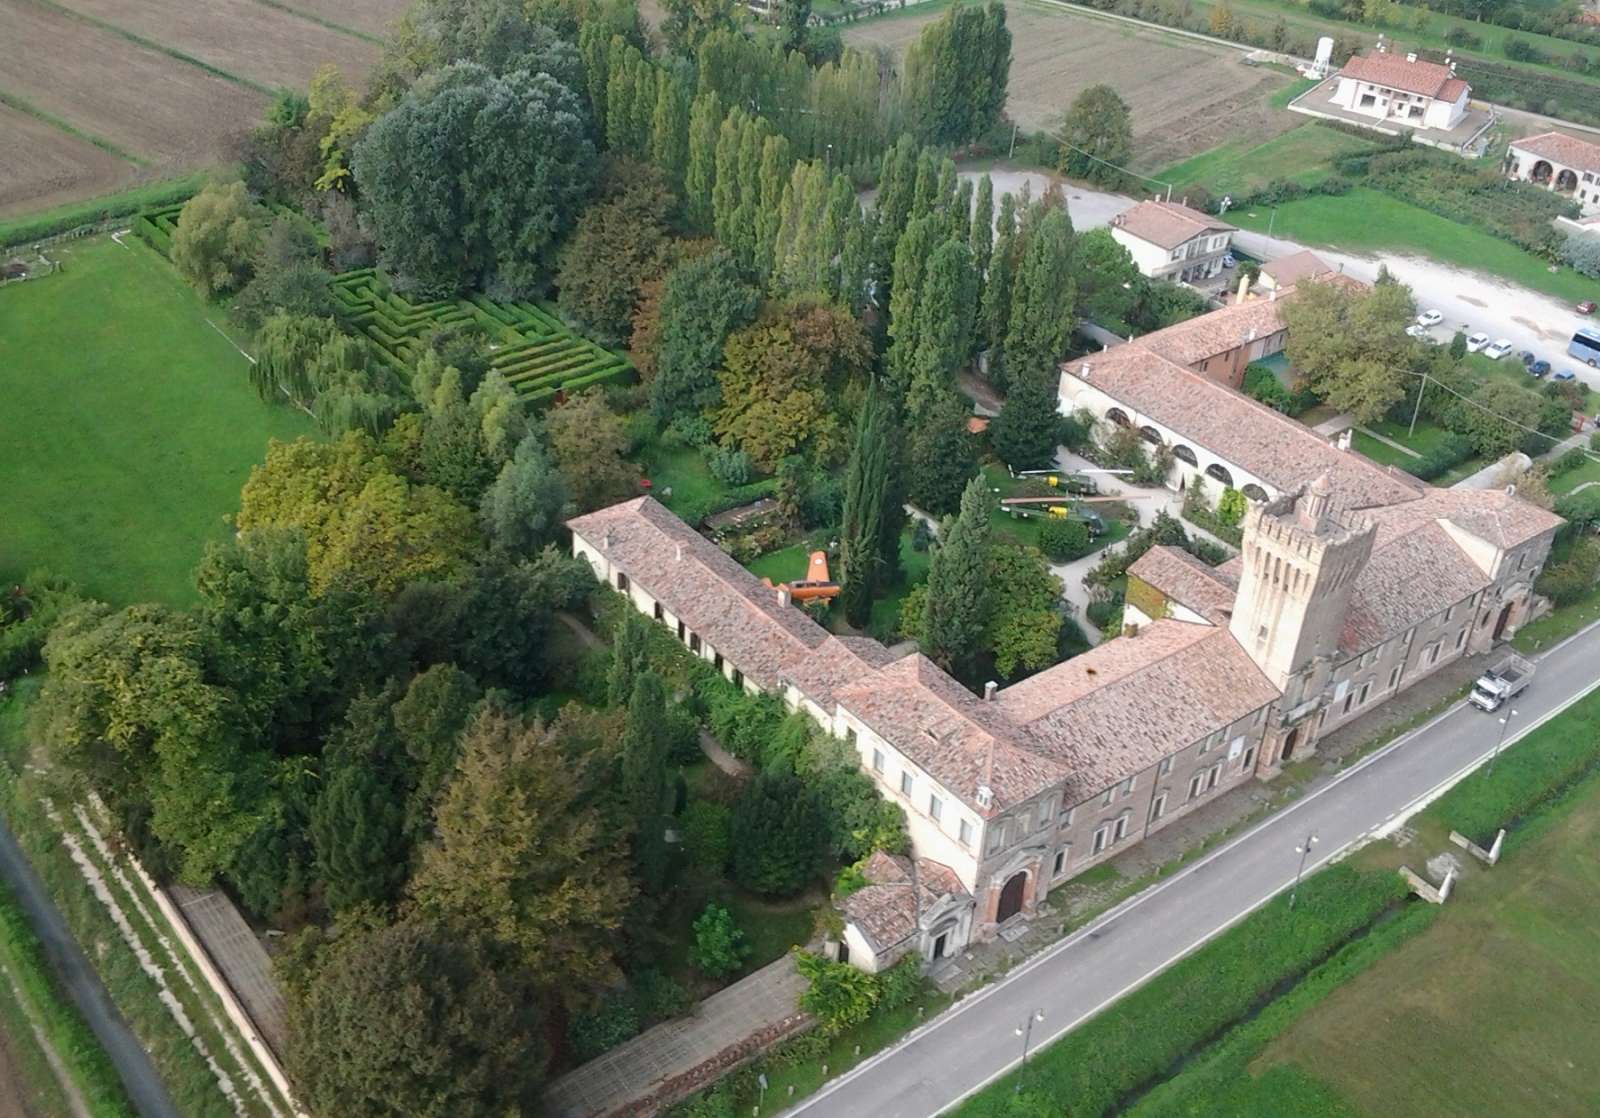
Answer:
[1006,97,1177,198]
[1399,365,1597,460]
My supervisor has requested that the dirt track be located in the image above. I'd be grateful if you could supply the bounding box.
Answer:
[845,1,1293,169]
[0,1022,40,1118]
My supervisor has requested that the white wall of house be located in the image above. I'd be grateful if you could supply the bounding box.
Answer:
[1506,147,1600,215]
[842,924,896,974]
[1110,228,1232,281]
[1331,78,1465,130]
[1056,370,1278,499]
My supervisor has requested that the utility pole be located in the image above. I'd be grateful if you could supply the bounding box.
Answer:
[1008,122,1019,160]
[1488,707,1518,776]
[1013,1008,1045,1093]
[1289,832,1319,910]
[1409,369,1429,438]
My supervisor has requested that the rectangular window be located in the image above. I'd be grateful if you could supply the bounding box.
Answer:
[677,620,685,641]
[1121,776,1136,798]
[1113,815,1130,842]
[1053,848,1068,877]
[1358,683,1370,707]
[871,747,884,772]
[689,633,701,654]
[960,818,974,847]
[616,571,629,592]
[929,795,943,822]
[1092,826,1110,855]
[1427,642,1440,665]
[1206,764,1221,791]
[1404,627,1416,645]
[1188,773,1204,801]
[732,669,744,689]
[1445,603,1455,623]
[899,771,913,796]
[1149,793,1168,822]
[988,824,1006,854]
[1158,756,1173,777]
[1240,746,1256,771]
[1059,803,1075,827]
[1101,788,1114,807]
[1456,627,1468,650]
[713,652,724,673]
[1343,692,1354,715]
[653,602,664,622]
[1388,665,1401,691]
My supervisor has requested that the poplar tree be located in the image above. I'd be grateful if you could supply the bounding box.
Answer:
[921,475,995,673]
[1004,209,1077,384]
[622,671,672,891]
[650,69,690,192]
[839,386,888,628]
[951,178,974,246]
[970,174,994,281]
[906,238,977,422]
[684,91,722,230]
[755,133,792,279]
[981,192,1018,371]
[884,214,942,400]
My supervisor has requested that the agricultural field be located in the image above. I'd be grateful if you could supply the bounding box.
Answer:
[0,0,409,217]
[844,0,1298,170]
[1158,121,1378,198]
[1254,776,1600,1117]
[0,235,312,606]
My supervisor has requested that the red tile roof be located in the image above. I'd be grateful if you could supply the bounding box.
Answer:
[1511,131,1600,176]
[1111,200,1235,251]
[839,853,970,953]
[1128,545,1238,624]
[1259,250,1336,288]
[1340,51,1464,99]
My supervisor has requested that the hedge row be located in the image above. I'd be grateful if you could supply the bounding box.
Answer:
[1427,684,1600,846]
[667,479,781,528]
[952,865,1407,1117]
[329,270,632,405]
[0,888,137,1117]
[0,176,199,249]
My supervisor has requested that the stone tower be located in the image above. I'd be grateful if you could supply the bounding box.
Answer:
[1228,474,1374,693]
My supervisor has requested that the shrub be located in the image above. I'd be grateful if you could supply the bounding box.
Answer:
[1535,537,1600,605]
[1086,591,1124,630]
[833,862,869,897]
[911,518,935,552]
[1444,26,1483,49]
[1039,517,1093,563]
[794,951,881,1036]
[681,800,734,873]
[1216,487,1247,528]
[708,446,755,487]
[691,904,751,978]
[731,770,824,896]
[171,181,263,299]
[1591,430,1600,454]
[568,992,641,1061]
[875,956,925,1011]
[632,968,691,1023]
[1551,447,1588,477]
[1403,431,1476,482]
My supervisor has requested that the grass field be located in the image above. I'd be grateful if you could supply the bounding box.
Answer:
[1256,774,1600,1117]
[1158,122,1376,197]
[0,236,312,606]
[1228,188,1598,306]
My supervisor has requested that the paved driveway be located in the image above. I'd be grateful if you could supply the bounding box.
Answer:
[785,620,1600,1117]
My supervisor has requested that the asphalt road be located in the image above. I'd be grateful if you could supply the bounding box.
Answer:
[0,822,182,1118]
[786,620,1600,1118]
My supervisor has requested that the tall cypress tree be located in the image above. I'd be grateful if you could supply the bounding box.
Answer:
[1004,208,1077,384]
[884,214,942,399]
[907,238,978,423]
[920,474,994,673]
[990,366,1062,471]
[970,174,995,286]
[839,386,888,628]
[684,91,722,231]
[622,671,672,891]
[981,192,1018,376]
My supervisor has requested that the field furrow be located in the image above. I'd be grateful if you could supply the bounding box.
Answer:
[0,99,134,218]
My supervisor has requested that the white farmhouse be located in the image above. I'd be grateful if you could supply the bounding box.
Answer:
[1506,131,1600,216]
[1330,48,1469,131]
[1108,200,1236,284]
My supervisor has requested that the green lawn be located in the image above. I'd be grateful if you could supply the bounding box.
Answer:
[982,465,1135,552]
[745,543,813,586]
[1255,776,1600,1117]
[0,236,312,606]
[1550,455,1600,495]
[1158,123,1375,196]
[1229,188,1599,307]
[741,530,932,643]
[1350,430,1416,470]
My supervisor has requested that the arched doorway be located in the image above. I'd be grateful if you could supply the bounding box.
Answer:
[1242,483,1269,502]
[1494,601,1514,640]
[996,872,1027,923]
[1281,727,1299,762]
[1105,407,1131,428]
[1205,463,1234,487]
[1555,168,1578,193]
[1530,159,1553,185]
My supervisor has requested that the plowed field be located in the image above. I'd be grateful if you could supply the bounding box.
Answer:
[0,101,129,218]
[846,1,1295,170]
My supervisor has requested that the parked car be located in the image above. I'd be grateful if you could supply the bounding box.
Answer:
[1555,369,1577,382]
[1484,339,1514,360]
[1518,350,1536,366]
[1405,324,1429,339]
[1222,253,1238,269]
[1465,332,1490,353]
[1578,300,1597,315]
[1530,359,1551,377]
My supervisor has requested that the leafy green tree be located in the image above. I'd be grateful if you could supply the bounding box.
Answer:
[556,172,674,345]
[921,475,994,672]
[714,298,870,470]
[233,212,332,330]
[661,0,738,52]
[449,551,592,691]
[990,370,1062,470]
[1004,209,1076,383]
[731,769,823,896]
[479,432,569,556]
[172,181,263,299]
[1284,278,1415,424]
[981,193,1018,365]
[898,1,1011,146]
[683,91,723,231]
[1450,380,1547,458]
[410,706,635,990]
[794,951,880,1035]
[1058,85,1133,183]
[286,917,548,1118]
[392,664,481,841]
[1072,228,1141,331]
[651,249,760,420]
[544,388,640,511]
[984,544,1063,679]
[353,62,595,296]
[1216,487,1248,527]
[970,173,995,281]
[907,393,979,515]
[839,387,889,628]
[1038,517,1091,562]
[681,800,733,873]
[311,690,410,912]
[690,903,750,978]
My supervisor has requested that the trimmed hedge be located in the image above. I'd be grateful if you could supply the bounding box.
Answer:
[952,865,1407,1117]
[1428,685,1600,846]
[0,177,200,249]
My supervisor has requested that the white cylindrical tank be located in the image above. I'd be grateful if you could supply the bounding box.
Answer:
[1311,36,1334,77]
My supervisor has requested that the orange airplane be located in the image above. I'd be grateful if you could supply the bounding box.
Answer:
[763,550,841,602]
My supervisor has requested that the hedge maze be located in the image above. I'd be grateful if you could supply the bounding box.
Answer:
[330,270,633,405]
[131,204,633,405]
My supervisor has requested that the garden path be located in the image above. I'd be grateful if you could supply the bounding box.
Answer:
[1355,426,1422,459]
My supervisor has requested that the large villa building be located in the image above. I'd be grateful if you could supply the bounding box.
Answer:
[1330,46,1469,131]
[567,279,1559,973]
[1505,131,1600,216]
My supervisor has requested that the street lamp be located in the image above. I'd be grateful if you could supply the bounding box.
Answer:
[1488,707,1519,776]
[1013,1008,1045,1092]
[1289,832,1319,910]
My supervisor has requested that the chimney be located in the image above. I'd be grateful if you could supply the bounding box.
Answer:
[601,528,614,551]
[1377,33,1385,52]
[1247,327,1258,342]
[1123,621,1141,638]
[1080,362,1092,381]
[1337,428,1353,451]
[779,585,792,607]
[1405,51,1417,63]
[1269,287,1279,303]
[675,542,684,562]
[984,680,998,701]
[1236,271,1250,303]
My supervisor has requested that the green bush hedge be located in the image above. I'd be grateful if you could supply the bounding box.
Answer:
[1,177,200,249]
[668,479,781,527]
[952,865,1406,1117]
[1428,686,1600,846]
